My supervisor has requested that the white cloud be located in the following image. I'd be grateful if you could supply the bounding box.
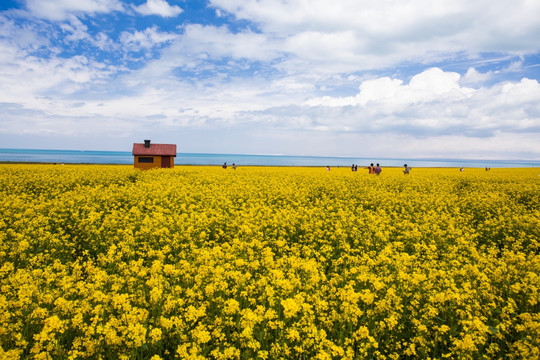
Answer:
[211,0,464,35]
[119,26,178,51]
[60,16,90,42]
[25,0,124,20]
[0,36,117,103]
[132,24,282,77]
[177,24,278,62]
[210,0,540,73]
[306,68,473,107]
[299,68,540,149]
[134,0,183,17]
[461,68,492,86]
[408,68,461,94]
[0,14,52,52]
[501,60,525,73]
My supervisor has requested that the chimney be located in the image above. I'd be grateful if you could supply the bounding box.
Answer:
[144,140,151,148]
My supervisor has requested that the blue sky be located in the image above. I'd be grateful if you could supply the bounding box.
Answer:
[1,0,539,159]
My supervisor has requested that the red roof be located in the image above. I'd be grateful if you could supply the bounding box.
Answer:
[132,143,176,156]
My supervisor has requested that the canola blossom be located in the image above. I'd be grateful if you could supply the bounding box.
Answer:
[0,164,539,359]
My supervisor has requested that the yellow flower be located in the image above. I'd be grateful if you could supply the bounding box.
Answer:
[223,299,240,315]
[149,328,162,343]
[281,298,301,318]
[193,326,212,344]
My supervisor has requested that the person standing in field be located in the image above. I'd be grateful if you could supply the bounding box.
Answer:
[368,163,375,174]
[222,162,227,169]
[403,164,410,174]
[375,163,382,175]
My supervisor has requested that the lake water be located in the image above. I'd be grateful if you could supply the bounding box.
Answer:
[0,148,538,168]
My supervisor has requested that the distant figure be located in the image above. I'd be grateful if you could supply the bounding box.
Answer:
[375,163,382,175]
[403,164,410,174]
[354,165,358,172]
[222,162,227,169]
[460,167,464,172]
[351,164,355,172]
[327,165,331,171]
[232,163,237,170]
[368,163,375,174]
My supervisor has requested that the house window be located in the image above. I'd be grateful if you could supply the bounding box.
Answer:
[139,157,154,163]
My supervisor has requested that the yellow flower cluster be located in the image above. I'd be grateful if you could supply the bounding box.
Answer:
[0,164,539,359]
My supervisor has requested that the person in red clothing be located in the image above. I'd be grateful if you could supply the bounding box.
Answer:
[368,163,375,174]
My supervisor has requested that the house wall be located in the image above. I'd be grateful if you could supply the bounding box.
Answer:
[134,155,161,170]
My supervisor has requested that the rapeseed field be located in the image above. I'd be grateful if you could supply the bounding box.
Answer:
[0,164,538,359]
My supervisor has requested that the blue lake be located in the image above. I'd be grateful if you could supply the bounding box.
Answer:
[0,148,538,168]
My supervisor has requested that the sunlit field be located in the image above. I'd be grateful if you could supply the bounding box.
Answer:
[0,164,539,359]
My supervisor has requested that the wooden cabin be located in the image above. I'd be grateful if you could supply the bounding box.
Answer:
[132,140,176,170]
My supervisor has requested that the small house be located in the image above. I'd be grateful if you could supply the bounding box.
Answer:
[132,140,176,170]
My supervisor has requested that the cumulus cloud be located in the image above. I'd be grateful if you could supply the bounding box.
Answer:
[306,68,473,107]
[302,68,539,140]
[460,68,493,86]
[24,0,124,20]
[134,0,183,17]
